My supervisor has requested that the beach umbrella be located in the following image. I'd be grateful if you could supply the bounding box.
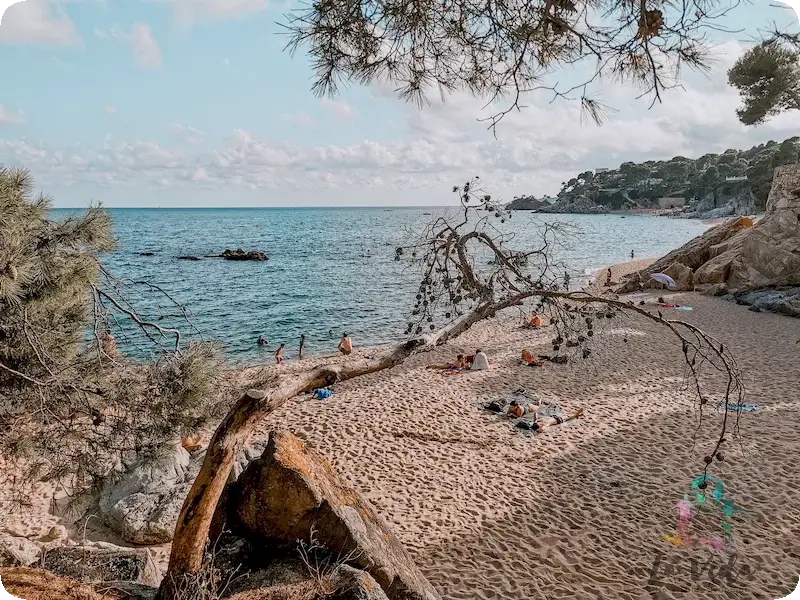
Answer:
[650,273,677,289]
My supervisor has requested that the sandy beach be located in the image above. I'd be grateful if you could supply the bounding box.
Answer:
[3,286,800,599]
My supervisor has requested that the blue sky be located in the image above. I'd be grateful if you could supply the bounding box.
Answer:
[0,0,798,207]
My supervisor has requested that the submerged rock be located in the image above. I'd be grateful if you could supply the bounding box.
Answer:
[177,255,201,261]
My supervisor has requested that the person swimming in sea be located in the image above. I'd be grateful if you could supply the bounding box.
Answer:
[257,335,268,346]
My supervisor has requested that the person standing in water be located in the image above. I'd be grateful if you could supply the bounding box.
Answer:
[631,249,635,259]
[563,270,571,290]
[275,343,285,364]
[299,334,306,359]
[257,335,268,346]
[338,333,352,356]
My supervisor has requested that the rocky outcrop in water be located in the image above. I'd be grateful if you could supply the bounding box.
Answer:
[539,196,609,214]
[506,196,550,211]
[220,248,269,261]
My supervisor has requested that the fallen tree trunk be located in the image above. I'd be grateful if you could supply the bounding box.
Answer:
[158,285,743,599]
[156,302,514,599]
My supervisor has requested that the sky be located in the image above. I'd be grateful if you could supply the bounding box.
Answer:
[0,0,798,207]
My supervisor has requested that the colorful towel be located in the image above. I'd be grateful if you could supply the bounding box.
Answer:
[716,400,760,413]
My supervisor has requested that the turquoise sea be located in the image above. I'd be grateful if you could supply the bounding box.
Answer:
[53,207,708,363]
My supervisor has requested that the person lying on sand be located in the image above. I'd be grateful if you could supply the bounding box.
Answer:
[426,354,466,370]
[507,399,540,419]
[529,407,584,433]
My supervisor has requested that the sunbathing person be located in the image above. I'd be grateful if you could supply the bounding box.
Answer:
[526,313,543,328]
[529,407,584,432]
[507,399,540,419]
[426,354,466,370]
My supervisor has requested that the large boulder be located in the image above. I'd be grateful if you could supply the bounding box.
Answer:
[97,440,267,546]
[42,545,161,587]
[0,533,41,567]
[618,164,800,314]
[662,262,694,292]
[0,568,110,600]
[615,216,754,293]
[99,442,192,545]
[224,430,441,600]
[695,165,800,290]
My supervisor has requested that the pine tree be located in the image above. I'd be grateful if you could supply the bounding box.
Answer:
[0,167,223,497]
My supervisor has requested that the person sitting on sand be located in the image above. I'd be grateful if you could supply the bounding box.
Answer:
[507,399,540,419]
[338,333,352,356]
[426,354,466,370]
[527,313,543,328]
[471,349,490,371]
[521,349,534,364]
[275,343,285,364]
[529,407,584,433]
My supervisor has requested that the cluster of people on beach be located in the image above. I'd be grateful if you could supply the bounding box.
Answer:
[425,349,491,372]
[256,332,352,364]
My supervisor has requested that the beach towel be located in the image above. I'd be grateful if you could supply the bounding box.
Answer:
[715,400,760,413]
[313,388,333,400]
[659,304,694,311]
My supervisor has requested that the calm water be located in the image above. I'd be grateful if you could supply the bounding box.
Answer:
[53,207,707,364]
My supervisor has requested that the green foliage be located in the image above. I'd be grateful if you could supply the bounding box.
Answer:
[0,167,225,497]
[728,40,800,126]
[0,167,116,387]
[541,137,800,210]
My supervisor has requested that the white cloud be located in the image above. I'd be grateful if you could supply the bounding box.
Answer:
[320,98,356,120]
[0,0,79,46]
[131,23,161,69]
[104,105,117,115]
[170,123,205,144]
[94,23,162,69]
[154,0,268,26]
[1,42,798,200]
[0,104,25,124]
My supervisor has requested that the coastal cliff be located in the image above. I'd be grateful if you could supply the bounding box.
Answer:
[507,137,799,216]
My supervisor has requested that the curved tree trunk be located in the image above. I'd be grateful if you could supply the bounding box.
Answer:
[156,322,487,599]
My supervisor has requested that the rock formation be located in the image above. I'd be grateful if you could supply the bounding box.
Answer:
[616,164,800,316]
[539,196,609,214]
[42,545,161,588]
[220,248,269,261]
[218,430,442,600]
[505,196,550,211]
